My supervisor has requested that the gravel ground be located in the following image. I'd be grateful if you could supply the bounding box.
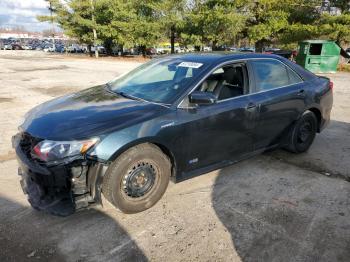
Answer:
[0,51,349,262]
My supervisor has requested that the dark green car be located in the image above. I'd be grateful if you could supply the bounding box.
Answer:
[13,53,333,216]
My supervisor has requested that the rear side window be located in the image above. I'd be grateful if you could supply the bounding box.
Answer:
[251,60,302,92]
[287,67,303,85]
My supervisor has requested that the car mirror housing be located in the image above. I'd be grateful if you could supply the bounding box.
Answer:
[189,91,217,106]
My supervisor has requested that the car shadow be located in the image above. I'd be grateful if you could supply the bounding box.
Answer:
[267,119,350,180]
[0,195,147,262]
[211,119,350,262]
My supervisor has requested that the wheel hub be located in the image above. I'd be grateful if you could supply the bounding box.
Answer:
[298,121,312,143]
[123,162,156,198]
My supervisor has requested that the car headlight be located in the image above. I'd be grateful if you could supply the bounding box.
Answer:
[32,138,99,162]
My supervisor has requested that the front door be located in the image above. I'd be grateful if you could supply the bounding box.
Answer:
[177,63,257,172]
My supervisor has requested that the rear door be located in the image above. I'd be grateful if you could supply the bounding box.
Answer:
[247,59,307,149]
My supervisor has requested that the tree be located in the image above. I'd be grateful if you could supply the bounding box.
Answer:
[38,0,98,56]
[37,0,60,39]
[132,1,162,54]
[38,0,161,56]
[277,0,322,45]
[280,2,350,45]
[240,0,291,51]
[94,0,137,54]
[183,0,246,50]
[155,0,187,54]
[318,13,350,44]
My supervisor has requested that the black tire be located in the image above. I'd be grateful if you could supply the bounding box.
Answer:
[285,110,317,153]
[102,143,171,213]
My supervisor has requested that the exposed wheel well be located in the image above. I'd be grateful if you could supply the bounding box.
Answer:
[153,143,176,177]
[308,108,322,132]
[110,142,176,177]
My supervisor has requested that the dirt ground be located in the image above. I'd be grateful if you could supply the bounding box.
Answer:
[0,50,349,262]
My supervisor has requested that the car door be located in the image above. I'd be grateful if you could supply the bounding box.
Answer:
[247,59,307,150]
[176,63,257,172]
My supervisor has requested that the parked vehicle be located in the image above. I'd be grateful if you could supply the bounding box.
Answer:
[2,44,12,50]
[66,44,85,53]
[12,44,23,50]
[146,47,157,56]
[156,46,170,54]
[239,47,255,52]
[55,45,65,53]
[23,45,33,50]
[229,47,238,52]
[91,45,106,54]
[346,48,350,57]
[264,47,281,53]
[43,45,56,52]
[264,48,293,60]
[203,46,212,52]
[13,53,333,216]
[175,47,186,53]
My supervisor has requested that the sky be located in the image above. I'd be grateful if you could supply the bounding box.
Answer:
[0,0,53,32]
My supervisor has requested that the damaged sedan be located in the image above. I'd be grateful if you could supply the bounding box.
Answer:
[12,53,333,216]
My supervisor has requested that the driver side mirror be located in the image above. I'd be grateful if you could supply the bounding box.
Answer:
[189,91,217,106]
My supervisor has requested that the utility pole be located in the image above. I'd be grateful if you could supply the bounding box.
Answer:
[90,0,98,58]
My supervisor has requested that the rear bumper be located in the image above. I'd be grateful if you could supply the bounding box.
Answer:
[319,91,333,132]
[319,116,330,132]
[12,133,108,216]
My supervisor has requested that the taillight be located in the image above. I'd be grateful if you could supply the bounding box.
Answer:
[329,81,334,91]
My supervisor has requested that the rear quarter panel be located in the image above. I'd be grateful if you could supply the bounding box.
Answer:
[309,76,333,130]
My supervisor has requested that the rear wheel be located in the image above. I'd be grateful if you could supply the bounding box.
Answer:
[285,110,317,153]
[102,143,171,213]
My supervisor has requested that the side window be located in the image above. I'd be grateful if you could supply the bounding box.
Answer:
[251,60,292,92]
[287,67,303,85]
[198,64,246,101]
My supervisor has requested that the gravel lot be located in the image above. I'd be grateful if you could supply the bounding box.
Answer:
[0,51,349,262]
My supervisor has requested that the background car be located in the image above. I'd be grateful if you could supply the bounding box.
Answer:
[66,44,84,53]
[11,43,23,50]
[239,47,255,52]
[146,47,157,56]
[346,48,350,57]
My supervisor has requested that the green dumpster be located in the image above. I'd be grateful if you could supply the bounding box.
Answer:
[296,40,340,73]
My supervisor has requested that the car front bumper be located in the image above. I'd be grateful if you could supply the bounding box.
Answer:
[12,133,108,216]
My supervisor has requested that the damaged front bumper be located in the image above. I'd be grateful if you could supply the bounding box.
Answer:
[12,133,108,216]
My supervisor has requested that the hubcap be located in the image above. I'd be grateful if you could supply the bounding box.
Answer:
[122,162,156,198]
[298,120,312,143]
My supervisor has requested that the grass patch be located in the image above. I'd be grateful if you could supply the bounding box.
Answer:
[338,63,350,72]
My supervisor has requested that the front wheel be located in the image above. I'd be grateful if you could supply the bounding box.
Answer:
[285,110,317,153]
[102,143,171,213]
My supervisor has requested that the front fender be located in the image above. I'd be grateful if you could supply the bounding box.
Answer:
[88,118,178,162]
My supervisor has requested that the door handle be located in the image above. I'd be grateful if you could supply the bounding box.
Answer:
[246,102,257,110]
[297,89,305,96]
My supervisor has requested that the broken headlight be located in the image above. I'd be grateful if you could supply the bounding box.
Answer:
[32,138,99,162]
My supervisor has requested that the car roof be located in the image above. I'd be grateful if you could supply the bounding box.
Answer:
[163,52,286,64]
[161,52,316,81]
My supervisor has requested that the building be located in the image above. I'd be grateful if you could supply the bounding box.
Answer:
[0,29,68,40]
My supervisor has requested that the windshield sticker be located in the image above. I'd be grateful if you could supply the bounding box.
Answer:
[178,62,203,69]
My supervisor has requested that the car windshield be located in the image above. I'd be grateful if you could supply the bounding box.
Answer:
[108,58,208,104]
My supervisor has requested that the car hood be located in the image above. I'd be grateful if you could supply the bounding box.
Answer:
[21,85,168,140]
